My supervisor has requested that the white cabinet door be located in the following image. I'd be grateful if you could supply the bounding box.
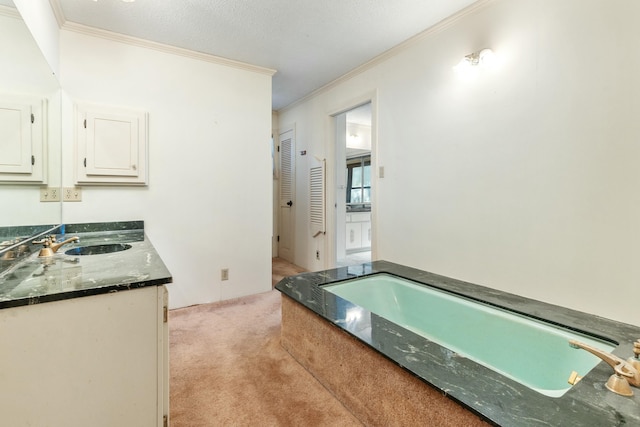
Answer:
[86,110,140,177]
[361,221,372,248]
[0,95,46,182]
[345,213,371,251]
[75,102,148,185]
[346,222,362,250]
[0,286,168,427]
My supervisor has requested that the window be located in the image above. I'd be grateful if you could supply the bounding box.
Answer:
[346,156,371,204]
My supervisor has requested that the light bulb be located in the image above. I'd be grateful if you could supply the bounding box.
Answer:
[453,57,473,73]
[479,49,496,68]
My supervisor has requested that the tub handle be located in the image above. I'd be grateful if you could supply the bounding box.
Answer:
[628,340,640,371]
[567,370,582,385]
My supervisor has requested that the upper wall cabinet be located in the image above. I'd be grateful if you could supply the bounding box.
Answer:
[75,102,148,185]
[0,94,47,183]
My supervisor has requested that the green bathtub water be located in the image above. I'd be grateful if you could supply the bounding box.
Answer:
[325,273,615,397]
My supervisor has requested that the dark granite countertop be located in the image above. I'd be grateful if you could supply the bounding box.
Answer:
[0,224,57,246]
[346,204,371,213]
[275,260,640,427]
[0,221,172,309]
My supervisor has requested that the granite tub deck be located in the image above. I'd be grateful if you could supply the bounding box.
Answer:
[275,261,640,427]
[0,220,172,308]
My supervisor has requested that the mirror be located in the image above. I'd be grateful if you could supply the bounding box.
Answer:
[0,1,62,246]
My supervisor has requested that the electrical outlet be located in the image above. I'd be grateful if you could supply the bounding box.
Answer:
[221,268,229,281]
[40,187,61,202]
[63,187,82,202]
[316,250,320,260]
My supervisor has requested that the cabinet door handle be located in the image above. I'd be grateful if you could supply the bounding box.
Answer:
[350,229,354,242]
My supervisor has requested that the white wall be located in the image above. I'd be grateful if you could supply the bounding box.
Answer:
[13,0,59,76]
[278,0,640,326]
[59,30,273,309]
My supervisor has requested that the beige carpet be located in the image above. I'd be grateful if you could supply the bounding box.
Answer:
[169,258,362,426]
[271,257,306,287]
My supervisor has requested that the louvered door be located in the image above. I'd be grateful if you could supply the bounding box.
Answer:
[278,129,295,262]
[310,159,325,237]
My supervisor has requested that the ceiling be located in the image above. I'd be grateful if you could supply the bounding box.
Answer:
[34,0,478,110]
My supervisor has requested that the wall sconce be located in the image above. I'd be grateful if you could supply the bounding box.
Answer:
[453,48,496,73]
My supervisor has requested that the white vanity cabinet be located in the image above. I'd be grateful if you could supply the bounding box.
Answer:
[0,285,169,427]
[345,212,371,252]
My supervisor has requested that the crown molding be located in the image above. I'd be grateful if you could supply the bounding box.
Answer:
[49,0,275,77]
[48,0,66,28]
[278,0,494,113]
[61,21,276,76]
[0,4,20,19]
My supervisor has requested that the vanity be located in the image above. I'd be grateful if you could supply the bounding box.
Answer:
[0,7,172,424]
[345,211,372,252]
[0,221,172,427]
[0,6,173,424]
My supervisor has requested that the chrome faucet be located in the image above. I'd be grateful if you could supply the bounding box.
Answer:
[33,235,79,258]
[569,339,640,396]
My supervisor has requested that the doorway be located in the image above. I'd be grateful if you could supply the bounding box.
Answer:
[335,103,373,267]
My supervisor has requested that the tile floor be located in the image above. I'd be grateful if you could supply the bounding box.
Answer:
[337,250,371,267]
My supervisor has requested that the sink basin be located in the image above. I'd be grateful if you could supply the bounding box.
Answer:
[65,243,132,256]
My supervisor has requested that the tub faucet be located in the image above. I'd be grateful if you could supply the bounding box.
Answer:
[629,339,640,371]
[569,339,640,397]
[33,235,79,258]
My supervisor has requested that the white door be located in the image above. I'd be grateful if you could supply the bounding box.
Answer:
[278,129,295,262]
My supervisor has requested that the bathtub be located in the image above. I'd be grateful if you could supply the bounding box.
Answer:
[275,260,640,426]
[324,273,614,398]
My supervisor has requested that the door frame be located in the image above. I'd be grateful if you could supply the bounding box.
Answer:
[325,91,378,269]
